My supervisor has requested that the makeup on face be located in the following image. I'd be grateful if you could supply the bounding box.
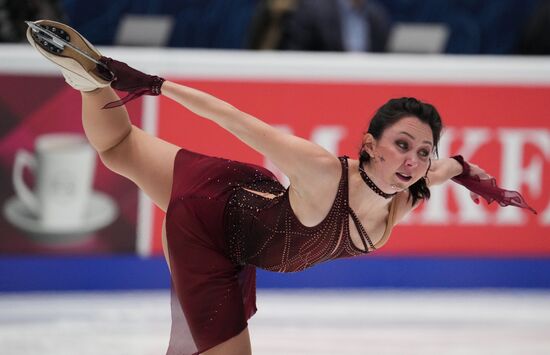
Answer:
[379,117,434,187]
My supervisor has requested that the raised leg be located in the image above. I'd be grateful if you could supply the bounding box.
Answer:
[81,87,179,212]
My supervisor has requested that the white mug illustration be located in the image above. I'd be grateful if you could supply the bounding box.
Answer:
[4,133,118,242]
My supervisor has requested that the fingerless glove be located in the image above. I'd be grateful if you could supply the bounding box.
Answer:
[99,57,165,109]
[450,155,536,214]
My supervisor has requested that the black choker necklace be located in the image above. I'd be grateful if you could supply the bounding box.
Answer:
[358,164,397,199]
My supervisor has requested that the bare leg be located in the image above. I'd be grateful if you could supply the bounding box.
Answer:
[82,88,250,354]
[202,328,252,355]
[81,88,132,153]
[81,87,179,211]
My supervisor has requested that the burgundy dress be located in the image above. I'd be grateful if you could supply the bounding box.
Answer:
[164,148,395,355]
[164,149,535,354]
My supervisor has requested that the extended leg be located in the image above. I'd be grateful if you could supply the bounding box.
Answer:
[81,87,179,212]
[81,87,132,153]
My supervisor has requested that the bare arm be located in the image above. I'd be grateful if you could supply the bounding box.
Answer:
[392,157,493,224]
[428,157,494,198]
[425,158,464,187]
[160,81,339,191]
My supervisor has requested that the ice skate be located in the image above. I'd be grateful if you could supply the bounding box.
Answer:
[26,20,113,91]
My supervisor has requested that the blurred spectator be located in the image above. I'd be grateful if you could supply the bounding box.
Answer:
[517,0,550,54]
[285,0,391,52]
[247,0,297,50]
[60,0,257,48]
[0,0,66,42]
[381,0,538,55]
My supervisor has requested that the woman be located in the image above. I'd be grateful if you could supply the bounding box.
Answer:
[26,20,536,355]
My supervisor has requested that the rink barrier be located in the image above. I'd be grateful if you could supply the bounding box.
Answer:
[1,256,549,291]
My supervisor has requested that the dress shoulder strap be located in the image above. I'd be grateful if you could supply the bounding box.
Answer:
[338,156,349,171]
[340,156,375,252]
[337,156,350,198]
[340,155,398,252]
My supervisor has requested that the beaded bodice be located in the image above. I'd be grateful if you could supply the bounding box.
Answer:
[224,156,395,273]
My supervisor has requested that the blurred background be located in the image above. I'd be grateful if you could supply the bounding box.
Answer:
[2,0,550,54]
[0,0,549,354]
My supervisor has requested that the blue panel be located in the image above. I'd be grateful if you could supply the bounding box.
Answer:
[256,257,550,289]
[0,256,171,291]
[1,256,550,291]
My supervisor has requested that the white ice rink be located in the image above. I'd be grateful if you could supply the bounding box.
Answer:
[1,289,550,355]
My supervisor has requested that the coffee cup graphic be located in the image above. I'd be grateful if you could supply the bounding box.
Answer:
[4,133,118,242]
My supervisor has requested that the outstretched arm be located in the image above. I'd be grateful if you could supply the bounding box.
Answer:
[391,157,473,223]
[391,156,528,225]
[100,57,337,184]
[160,81,339,190]
[98,57,342,208]
[425,158,463,186]
[427,157,492,203]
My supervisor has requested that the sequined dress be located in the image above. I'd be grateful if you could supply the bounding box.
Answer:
[165,148,398,355]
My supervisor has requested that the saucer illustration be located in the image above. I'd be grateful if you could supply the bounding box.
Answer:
[2,192,118,244]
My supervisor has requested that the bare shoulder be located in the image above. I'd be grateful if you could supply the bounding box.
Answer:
[290,154,342,197]
[288,155,342,227]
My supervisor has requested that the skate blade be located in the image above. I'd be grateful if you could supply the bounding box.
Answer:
[25,21,110,71]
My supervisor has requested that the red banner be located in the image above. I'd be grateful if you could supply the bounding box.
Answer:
[0,76,143,254]
[153,80,550,257]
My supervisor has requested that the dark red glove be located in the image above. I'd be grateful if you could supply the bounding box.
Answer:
[98,57,165,109]
[451,155,537,214]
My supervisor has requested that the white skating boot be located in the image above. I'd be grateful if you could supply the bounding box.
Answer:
[26,20,113,91]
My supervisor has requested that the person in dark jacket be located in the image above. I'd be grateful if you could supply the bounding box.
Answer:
[285,0,391,52]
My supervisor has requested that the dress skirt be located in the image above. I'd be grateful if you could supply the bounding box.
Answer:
[164,148,274,355]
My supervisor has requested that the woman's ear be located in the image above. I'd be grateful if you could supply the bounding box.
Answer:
[362,133,376,157]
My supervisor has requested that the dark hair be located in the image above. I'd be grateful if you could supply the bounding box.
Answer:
[359,97,443,206]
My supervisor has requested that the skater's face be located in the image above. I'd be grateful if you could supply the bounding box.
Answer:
[362,116,433,192]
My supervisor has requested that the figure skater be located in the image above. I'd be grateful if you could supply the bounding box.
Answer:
[25,20,536,355]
